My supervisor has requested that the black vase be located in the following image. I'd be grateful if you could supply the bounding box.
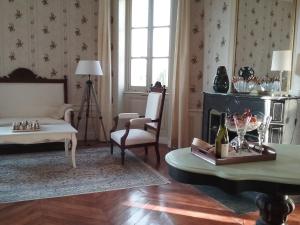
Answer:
[213,66,229,93]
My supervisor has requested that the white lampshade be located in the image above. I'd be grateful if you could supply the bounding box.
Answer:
[75,60,103,76]
[271,50,292,71]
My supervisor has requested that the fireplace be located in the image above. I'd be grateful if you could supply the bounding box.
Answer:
[202,92,300,144]
[208,109,221,144]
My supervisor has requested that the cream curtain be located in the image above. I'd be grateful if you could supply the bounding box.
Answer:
[97,0,112,141]
[169,0,190,148]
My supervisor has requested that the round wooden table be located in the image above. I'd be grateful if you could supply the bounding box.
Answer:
[165,144,300,225]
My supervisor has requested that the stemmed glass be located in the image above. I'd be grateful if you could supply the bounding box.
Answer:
[257,115,272,151]
[225,112,263,152]
[233,115,251,150]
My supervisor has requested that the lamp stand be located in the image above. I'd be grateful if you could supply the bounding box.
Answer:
[279,70,283,96]
[77,75,108,143]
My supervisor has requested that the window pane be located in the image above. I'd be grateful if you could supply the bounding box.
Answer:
[152,58,168,86]
[153,0,170,26]
[131,59,147,86]
[132,0,148,27]
[153,28,170,57]
[131,29,148,57]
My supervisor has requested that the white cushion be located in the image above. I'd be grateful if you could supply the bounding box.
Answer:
[111,129,156,146]
[0,83,64,117]
[64,108,74,123]
[129,117,152,129]
[145,92,162,120]
[0,117,68,127]
[116,113,140,130]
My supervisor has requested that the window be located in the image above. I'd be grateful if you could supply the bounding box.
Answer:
[126,0,174,91]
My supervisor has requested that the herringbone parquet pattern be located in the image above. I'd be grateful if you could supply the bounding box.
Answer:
[0,145,299,225]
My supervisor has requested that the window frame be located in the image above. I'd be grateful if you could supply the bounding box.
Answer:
[125,0,176,92]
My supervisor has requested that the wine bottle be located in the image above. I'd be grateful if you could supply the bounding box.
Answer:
[215,113,229,158]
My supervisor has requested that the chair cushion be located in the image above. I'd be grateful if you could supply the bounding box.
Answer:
[111,129,156,146]
[145,92,162,120]
[0,117,68,126]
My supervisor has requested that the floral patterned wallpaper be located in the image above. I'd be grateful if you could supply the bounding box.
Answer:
[235,0,295,78]
[0,0,99,105]
[203,0,235,93]
[188,0,235,139]
[189,0,204,110]
[189,0,235,104]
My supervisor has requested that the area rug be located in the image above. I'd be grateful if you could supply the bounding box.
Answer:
[0,148,169,203]
[196,185,300,215]
[196,186,258,214]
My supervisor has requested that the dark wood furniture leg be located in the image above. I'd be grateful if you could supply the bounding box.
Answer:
[256,194,295,225]
[155,144,160,163]
[121,148,125,165]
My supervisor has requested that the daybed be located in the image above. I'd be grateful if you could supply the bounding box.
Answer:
[0,68,74,127]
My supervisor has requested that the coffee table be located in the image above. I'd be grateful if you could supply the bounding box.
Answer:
[0,123,78,168]
[165,144,300,225]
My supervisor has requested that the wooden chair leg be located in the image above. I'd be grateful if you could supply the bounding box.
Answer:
[121,148,125,165]
[144,146,148,156]
[155,144,160,163]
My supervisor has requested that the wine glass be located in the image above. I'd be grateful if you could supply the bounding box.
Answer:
[257,115,272,151]
[233,115,251,150]
[225,114,248,151]
[226,112,263,152]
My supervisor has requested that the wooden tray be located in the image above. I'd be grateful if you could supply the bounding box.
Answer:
[191,138,276,165]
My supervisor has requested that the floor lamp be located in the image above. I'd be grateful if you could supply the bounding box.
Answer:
[75,60,107,143]
[271,50,292,96]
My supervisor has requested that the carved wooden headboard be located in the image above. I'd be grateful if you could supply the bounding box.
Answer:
[0,68,68,103]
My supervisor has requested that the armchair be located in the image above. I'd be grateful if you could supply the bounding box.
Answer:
[110,82,166,165]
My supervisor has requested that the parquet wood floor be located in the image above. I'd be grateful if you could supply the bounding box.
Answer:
[0,144,299,225]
